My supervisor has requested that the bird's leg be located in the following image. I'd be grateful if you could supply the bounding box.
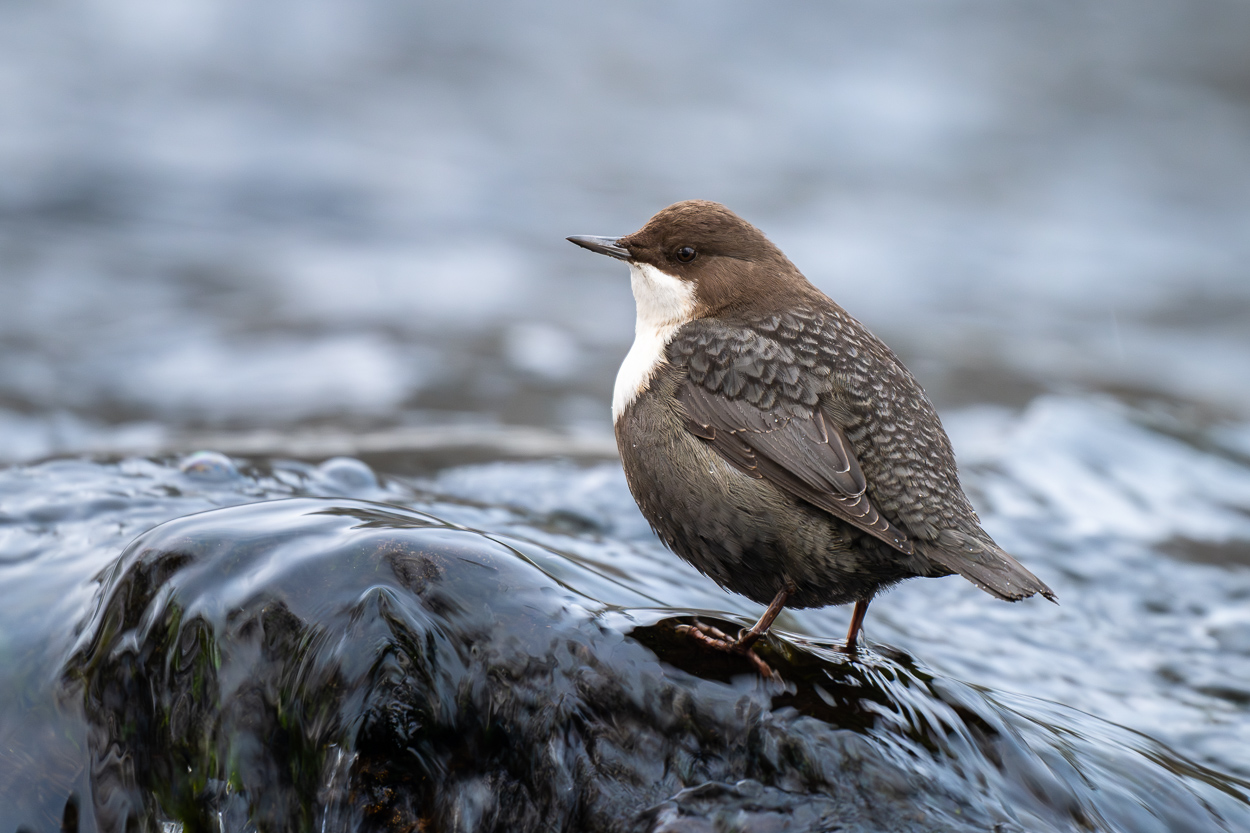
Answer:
[842,596,872,654]
[675,585,792,678]
[734,585,791,649]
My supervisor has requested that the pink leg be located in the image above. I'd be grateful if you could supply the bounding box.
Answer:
[842,596,872,654]
[735,585,791,649]
[675,585,791,678]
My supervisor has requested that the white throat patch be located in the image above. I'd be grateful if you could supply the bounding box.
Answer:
[612,262,696,421]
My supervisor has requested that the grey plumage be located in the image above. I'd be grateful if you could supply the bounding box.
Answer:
[631,307,1053,607]
[570,200,1052,650]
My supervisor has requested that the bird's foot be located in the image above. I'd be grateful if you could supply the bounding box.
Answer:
[674,619,776,679]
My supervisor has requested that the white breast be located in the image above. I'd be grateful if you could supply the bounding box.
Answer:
[612,262,697,421]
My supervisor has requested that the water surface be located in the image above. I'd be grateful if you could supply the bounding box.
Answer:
[2,396,1249,829]
[2,1,1249,830]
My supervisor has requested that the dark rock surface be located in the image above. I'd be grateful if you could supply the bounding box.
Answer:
[58,497,1250,832]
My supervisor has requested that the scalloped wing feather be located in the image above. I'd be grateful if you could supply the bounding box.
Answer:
[678,382,914,555]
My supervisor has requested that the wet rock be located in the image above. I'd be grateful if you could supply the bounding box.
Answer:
[641,779,907,833]
[60,497,1250,832]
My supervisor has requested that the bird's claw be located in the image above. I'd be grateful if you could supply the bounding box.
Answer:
[674,619,777,679]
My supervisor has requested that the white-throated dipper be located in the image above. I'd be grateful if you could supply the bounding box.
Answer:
[568,200,1054,666]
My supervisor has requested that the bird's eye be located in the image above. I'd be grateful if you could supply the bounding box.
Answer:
[675,246,696,263]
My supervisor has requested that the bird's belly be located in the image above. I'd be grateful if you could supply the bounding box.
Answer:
[615,387,918,608]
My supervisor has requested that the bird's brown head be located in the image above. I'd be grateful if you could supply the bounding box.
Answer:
[568,200,811,319]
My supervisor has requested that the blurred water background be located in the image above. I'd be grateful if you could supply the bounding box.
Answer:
[2,0,1248,458]
[2,1,1250,830]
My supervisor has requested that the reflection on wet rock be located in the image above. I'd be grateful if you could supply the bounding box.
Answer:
[63,498,1250,832]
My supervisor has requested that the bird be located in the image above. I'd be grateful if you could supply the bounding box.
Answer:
[567,200,1053,667]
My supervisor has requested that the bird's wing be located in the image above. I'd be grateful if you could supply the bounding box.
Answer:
[677,380,914,555]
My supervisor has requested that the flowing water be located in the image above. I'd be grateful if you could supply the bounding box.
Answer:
[3,402,1250,830]
[2,1,1249,831]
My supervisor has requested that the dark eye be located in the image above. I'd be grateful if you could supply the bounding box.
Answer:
[675,246,696,263]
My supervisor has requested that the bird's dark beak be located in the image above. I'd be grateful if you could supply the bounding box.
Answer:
[566,235,631,261]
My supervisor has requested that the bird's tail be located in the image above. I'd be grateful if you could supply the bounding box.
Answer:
[922,529,1056,603]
